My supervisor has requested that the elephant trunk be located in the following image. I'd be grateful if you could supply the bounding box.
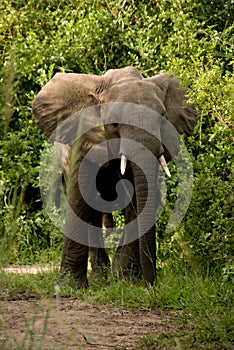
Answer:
[131,161,158,285]
[119,126,160,284]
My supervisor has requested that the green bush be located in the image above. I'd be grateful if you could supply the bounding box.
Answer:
[0,0,233,274]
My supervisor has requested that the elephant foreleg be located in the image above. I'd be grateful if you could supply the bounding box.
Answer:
[60,156,92,287]
[60,235,89,288]
[102,212,114,237]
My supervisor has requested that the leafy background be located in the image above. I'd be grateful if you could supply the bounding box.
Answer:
[0,0,233,280]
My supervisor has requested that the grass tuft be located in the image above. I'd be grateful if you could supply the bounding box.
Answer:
[0,266,233,349]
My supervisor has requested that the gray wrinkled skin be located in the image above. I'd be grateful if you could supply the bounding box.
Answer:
[32,66,197,286]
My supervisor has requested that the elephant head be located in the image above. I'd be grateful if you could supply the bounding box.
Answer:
[32,66,197,285]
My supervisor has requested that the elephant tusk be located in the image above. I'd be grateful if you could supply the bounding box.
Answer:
[159,155,171,178]
[120,154,127,175]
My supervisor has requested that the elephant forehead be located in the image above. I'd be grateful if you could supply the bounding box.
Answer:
[101,102,163,141]
[103,80,166,115]
[104,66,143,82]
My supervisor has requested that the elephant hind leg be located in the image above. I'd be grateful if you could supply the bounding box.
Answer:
[102,213,114,237]
[88,210,111,282]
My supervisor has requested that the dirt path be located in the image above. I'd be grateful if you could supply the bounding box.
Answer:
[2,265,58,274]
[0,267,184,349]
[0,295,179,350]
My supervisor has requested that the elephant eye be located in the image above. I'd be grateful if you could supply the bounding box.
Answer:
[112,123,119,128]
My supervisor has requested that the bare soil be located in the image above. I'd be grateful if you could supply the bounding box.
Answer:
[0,267,184,350]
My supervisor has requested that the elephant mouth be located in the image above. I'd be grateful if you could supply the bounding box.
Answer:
[120,153,171,177]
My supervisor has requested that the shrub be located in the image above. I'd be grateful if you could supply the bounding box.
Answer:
[0,0,233,274]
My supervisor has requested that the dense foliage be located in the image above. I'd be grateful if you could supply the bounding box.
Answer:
[0,0,233,277]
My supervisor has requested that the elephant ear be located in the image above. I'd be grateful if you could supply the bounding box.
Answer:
[54,142,71,182]
[32,72,107,144]
[146,73,197,136]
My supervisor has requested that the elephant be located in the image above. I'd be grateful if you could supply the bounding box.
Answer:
[32,66,197,286]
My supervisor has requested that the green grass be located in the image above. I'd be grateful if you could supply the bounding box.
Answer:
[0,266,233,349]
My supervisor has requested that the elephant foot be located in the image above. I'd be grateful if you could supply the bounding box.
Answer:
[58,267,89,288]
[60,236,89,288]
[112,243,142,283]
[89,268,110,285]
[112,258,143,283]
[115,267,143,284]
[75,277,89,288]
[89,247,110,283]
